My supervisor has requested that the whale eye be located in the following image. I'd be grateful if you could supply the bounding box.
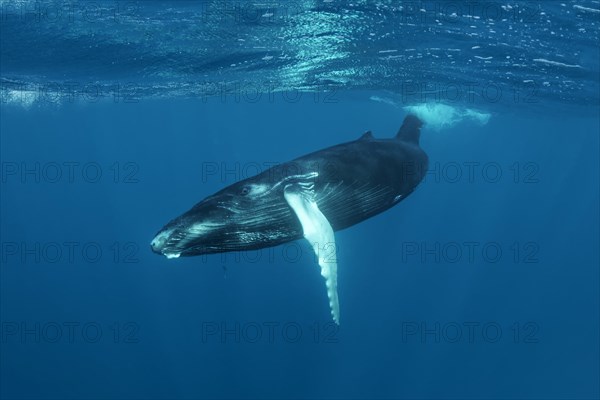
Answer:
[240,186,250,196]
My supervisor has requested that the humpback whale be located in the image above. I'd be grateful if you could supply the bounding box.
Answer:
[151,115,428,324]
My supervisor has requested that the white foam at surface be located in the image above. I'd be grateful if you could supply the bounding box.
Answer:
[2,89,37,109]
[533,58,583,68]
[370,96,492,130]
[402,103,491,130]
[573,5,600,13]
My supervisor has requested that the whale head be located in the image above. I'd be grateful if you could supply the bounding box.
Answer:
[150,177,296,258]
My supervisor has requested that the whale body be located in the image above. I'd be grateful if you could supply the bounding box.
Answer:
[151,115,428,323]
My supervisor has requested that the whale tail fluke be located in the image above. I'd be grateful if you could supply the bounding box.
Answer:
[396,114,423,144]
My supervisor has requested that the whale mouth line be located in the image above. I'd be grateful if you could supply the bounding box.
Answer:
[151,220,231,258]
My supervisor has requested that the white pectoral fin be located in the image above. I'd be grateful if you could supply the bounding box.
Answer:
[284,183,340,325]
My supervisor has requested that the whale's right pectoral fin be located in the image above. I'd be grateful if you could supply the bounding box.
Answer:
[284,182,340,325]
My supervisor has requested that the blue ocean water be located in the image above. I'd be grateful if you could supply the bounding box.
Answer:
[1,1,599,399]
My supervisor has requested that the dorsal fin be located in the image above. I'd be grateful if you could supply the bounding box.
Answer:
[359,131,374,141]
[396,115,423,144]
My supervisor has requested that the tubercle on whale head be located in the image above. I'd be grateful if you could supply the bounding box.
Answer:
[150,177,290,258]
[150,198,230,258]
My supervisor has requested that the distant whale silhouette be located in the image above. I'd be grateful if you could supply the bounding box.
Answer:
[151,115,428,324]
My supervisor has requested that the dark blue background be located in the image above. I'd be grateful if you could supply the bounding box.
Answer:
[1,94,599,399]
[2,0,600,398]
